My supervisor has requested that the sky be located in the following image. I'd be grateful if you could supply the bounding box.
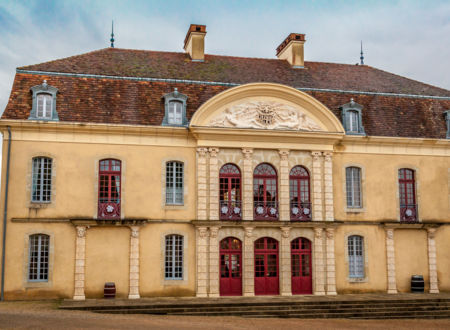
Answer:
[0,0,449,114]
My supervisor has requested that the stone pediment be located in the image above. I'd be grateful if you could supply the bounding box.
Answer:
[207,101,323,131]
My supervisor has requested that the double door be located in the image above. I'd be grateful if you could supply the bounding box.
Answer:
[254,237,279,295]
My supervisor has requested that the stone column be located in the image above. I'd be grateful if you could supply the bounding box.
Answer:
[385,228,397,294]
[197,148,209,220]
[128,226,140,299]
[242,148,254,221]
[427,228,439,293]
[280,226,292,296]
[311,151,323,221]
[279,149,290,221]
[314,228,326,295]
[323,152,334,222]
[209,148,220,221]
[73,226,87,300]
[208,226,221,297]
[196,226,209,297]
[325,228,337,295]
[243,226,255,296]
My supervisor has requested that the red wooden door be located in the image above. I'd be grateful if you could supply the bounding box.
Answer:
[220,237,242,296]
[254,237,279,295]
[291,237,312,294]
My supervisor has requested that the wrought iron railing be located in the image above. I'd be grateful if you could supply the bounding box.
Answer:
[290,201,312,221]
[254,201,278,220]
[98,202,121,219]
[219,200,242,220]
[400,204,418,222]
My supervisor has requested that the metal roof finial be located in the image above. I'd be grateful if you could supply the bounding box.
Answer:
[110,20,115,48]
[360,41,364,65]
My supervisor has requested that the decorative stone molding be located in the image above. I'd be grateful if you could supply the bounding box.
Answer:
[323,152,334,222]
[128,226,140,299]
[209,226,221,297]
[279,149,290,221]
[73,226,87,300]
[385,228,397,294]
[311,151,323,221]
[325,228,337,295]
[162,88,188,126]
[242,148,254,221]
[197,148,209,220]
[244,226,254,238]
[196,226,209,297]
[314,228,326,295]
[280,226,292,296]
[29,80,59,121]
[209,148,220,220]
[280,226,290,238]
[210,226,220,238]
[427,228,439,293]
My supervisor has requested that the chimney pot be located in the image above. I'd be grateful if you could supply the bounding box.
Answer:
[184,24,207,61]
[276,33,306,68]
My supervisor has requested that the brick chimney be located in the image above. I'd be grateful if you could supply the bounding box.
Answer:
[276,33,306,68]
[184,24,207,61]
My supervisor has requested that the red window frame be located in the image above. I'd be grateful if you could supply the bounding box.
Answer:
[253,163,278,220]
[289,166,311,221]
[220,237,242,296]
[98,159,121,219]
[254,237,279,295]
[291,237,312,294]
[398,168,417,222]
[219,164,242,220]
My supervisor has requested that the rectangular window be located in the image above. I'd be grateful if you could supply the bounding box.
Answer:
[37,94,52,119]
[346,110,359,132]
[346,167,361,208]
[166,161,183,204]
[98,159,121,219]
[168,101,183,125]
[165,235,183,279]
[28,234,49,281]
[32,157,52,202]
[348,235,364,278]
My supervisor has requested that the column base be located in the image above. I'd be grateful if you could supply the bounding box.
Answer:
[208,293,220,298]
[326,291,337,295]
[196,293,208,297]
[128,294,140,299]
[243,292,255,297]
[314,291,326,296]
[281,292,292,296]
[387,289,398,294]
[429,289,440,294]
[73,295,85,300]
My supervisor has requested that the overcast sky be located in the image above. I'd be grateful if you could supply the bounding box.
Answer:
[0,0,449,114]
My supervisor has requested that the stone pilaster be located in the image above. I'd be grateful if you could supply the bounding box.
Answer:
[325,228,337,295]
[323,152,334,222]
[197,148,209,220]
[242,148,254,221]
[73,226,87,300]
[279,149,290,221]
[196,226,209,297]
[311,151,323,221]
[208,226,221,297]
[243,226,255,296]
[280,226,292,296]
[314,228,326,295]
[128,226,140,299]
[385,228,397,294]
[209,148,220,221]
[427,228,439,293]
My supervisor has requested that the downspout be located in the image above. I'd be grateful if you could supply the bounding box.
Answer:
[1,126,12,301]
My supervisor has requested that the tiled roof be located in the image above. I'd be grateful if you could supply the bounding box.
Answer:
[2,48,450,139]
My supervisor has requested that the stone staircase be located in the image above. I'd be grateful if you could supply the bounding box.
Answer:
[59,295,450,319]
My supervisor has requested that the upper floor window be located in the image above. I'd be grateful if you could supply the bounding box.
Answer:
[28,234,50,282]
[165,234,183,280]
[445,110,450,139]
[348,235,364,278]
[399,168,417,222]
[29,80,59,121]
[346,167,362,208]
[98,159,121,219]
[289,166,311,221]
[219,163,242,220]
[32,157,52,203]
[166,161,183,205]
[162,88,188,126]
[340,98,365,135]
[253,163,278,220]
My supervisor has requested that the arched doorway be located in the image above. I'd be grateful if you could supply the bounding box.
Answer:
[254,237,279,295]
[220,237,242,296]
[291,237,312,294]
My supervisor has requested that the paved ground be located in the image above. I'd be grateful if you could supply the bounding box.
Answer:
[1,300,450,329]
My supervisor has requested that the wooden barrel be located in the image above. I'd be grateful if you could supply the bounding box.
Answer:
[104,282,116,299]
[411,275,424,293]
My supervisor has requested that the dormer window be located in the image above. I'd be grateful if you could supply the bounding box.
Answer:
[445,110,450,139]
[162,88,188,126]
[340,98,365,135]
[29,80,59,121]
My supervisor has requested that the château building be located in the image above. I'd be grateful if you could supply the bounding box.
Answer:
[0,24,449,300]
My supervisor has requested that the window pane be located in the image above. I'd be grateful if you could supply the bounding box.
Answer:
[346,167,361,208]
[165,235,183,279]
[166,161,183,204]
[32,157,52,202]
[168,101,183,125]
[28,234,49,281]
[348,235,364,278]
[347,110,359,132]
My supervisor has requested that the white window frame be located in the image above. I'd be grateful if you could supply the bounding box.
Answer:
[346,167,362,208]
[168,101,183,125]
[346,110,359,133]
[31,157,53,203]
[36,94,53,119]
[28,234,50,282]
[165,234,184,280]
[165,161,184,205]
[348,235,364,278]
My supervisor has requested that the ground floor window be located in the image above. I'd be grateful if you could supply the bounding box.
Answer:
[28,234,49,281]
[165,234,183,279]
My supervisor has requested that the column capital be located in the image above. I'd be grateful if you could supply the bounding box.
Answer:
[311,151,322,160]
[197,147,208,157]
[427,227,437,238]
[385,228,394,239]
[314,227,323,238]
[130,226,140,238]
[209,226,221,238]
[280,226,291,238]
[278,149,290,161]
[242,148,254,160]
[323,151,333,162]
[208,147,219,157]
[326,228,334,239]
[76,226,87,238]
[244,226,254,238]
[197,226,209,238]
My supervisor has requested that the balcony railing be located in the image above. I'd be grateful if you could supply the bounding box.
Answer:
[290,201,312,221]
[219,200,242,220]
[400,204,418,222]
[254,201,278,221]
[98,202,121,219]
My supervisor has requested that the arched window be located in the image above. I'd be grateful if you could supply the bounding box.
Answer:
[289,166,311,221]
[399,168,417,222]
[253,163,278,220]
[346,167,362,208]
[348,235,364,278]
[166,161,184,204]
[31,157,52,203]
[98,159,121,219]
[28,234,50,281]
[165,234,183,280]
[219,164,241,220]
[36,94,52,119]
